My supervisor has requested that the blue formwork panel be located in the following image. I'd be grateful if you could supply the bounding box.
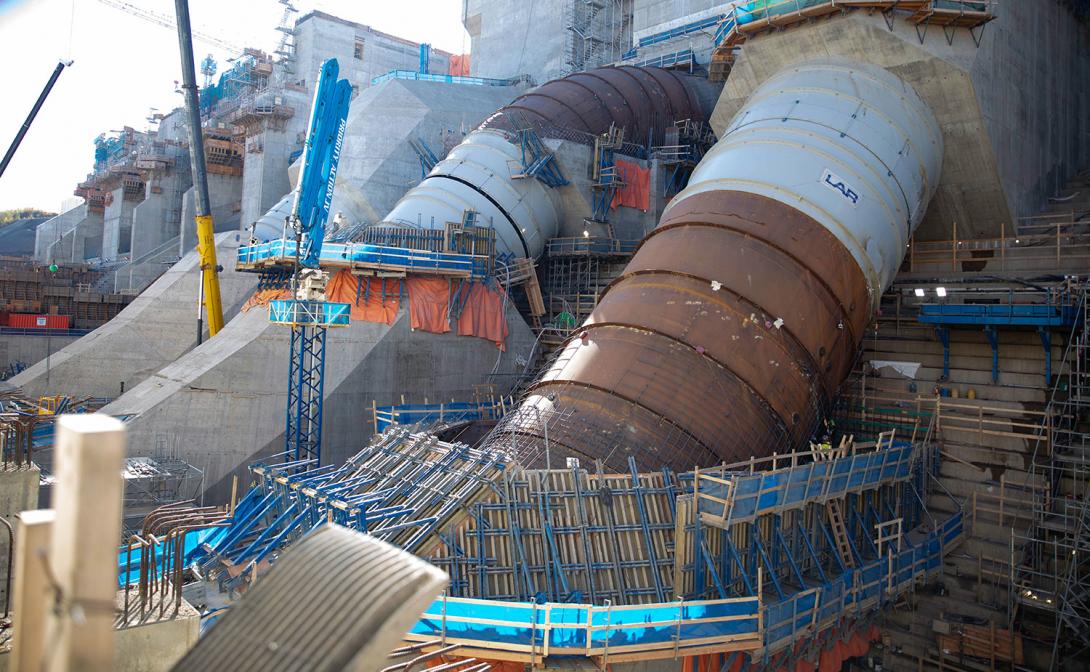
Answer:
[268,300,350,327]
[817,578,845,624]
[765,590,819,648]
[695,442,916,524]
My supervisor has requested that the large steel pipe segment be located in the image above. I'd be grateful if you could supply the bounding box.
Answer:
[382,67,717,259]
[499,59,942,471]
[251,192,295,242]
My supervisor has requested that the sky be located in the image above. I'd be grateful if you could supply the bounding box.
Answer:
[0,0,470,213]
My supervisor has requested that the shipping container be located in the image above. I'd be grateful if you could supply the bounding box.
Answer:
[8,314,71,329]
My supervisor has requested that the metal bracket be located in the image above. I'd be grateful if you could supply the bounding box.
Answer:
[935,327,951,381]
[984,326,999,383]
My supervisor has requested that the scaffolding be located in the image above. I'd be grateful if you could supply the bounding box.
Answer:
[184,420,964,668]
[590,125,626,223]
[563,0,632,75]
[709,1,997,81]
[1013,282,1090,665]
[652,119,716,197]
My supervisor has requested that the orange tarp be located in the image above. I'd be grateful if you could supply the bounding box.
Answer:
[239,270,400,326]
[241,288,290,312]
[449,53,471,76]
[325,270,399,325]
[611,159,650,212]
[407,276,452,334]
[457,282,508,350]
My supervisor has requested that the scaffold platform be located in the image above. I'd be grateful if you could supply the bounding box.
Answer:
[237,238,491,280]
[267,299,351,327]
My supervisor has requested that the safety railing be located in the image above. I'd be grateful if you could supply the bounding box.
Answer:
[406,593,763,662]
[267,300,351,328]
[370,70,523,87]
[236,238,491,279]
[638,14,727,47]
[0,327,92,337]
[907,217,1090,273]
[837,393,1060,452]
[715,1,998,49]
[371,396,514,433]
[545,237,638,257]
[694,440,916,527]
[632,49,696,70]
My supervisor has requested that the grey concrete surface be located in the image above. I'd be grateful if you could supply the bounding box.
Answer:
[113,595,200,672]
[9,232,256,400]
[464,0,570,82]
[178,174,243,255]
[35,205,84,262]
[0,465,39,605]
[101,187,136,261]
[329,78,521,227]
[0,333,80,375]
[710,7,1090,240]
[105,301,536,503]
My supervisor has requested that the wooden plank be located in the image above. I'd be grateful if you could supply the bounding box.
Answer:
[11,510,56,672]
[43,415,126,672]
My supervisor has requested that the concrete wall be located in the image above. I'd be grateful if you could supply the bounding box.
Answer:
[971,0,1090,224]
[43,208,108,263]
[628,0,732,69]
[464,0,569,82]
[104,303,537,503]
[329,78,521,226]
[0,333,81,376]
[102,188,137,261]
[179,175,243,254]
[550,139,663,241]
[71,210,105,262]
[236,88,310,231]
[294,11,452,93]
[9,232,256,400]
[35,204,85,263]
[710,6,1090,240]
[632,0,725,36]
[130,166,189,261]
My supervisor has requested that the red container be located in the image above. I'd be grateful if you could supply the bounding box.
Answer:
[9,314,70,329]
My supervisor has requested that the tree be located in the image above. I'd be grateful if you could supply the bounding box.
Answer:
[0,208,57,225]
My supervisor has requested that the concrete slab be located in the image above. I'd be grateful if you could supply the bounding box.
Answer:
[103,301,536,503]
[9,233,256,400]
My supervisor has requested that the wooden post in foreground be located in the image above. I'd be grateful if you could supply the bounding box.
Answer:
[11,509,56,672]
[43,414,126,672]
